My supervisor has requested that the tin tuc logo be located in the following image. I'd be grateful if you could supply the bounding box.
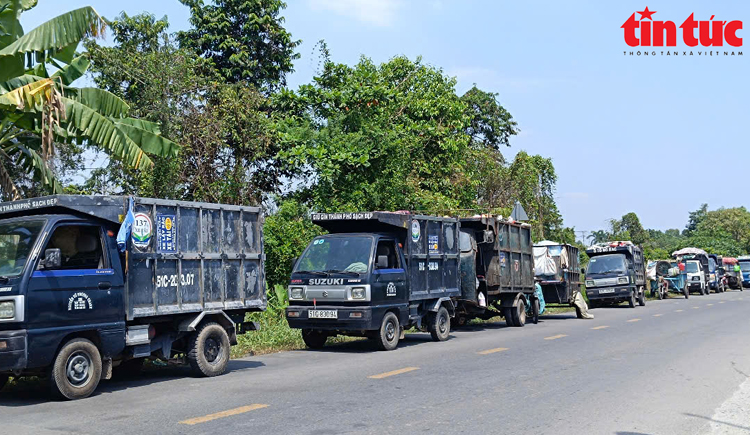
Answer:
[621,7,743,47]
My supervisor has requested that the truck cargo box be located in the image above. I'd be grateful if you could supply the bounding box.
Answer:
[459,216,534,298]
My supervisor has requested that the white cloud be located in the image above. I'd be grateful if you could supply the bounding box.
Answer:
[307,0,401,27]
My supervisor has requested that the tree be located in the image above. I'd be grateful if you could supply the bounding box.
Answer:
[276,55,485,212]
[0,3,179,200]
[85,12,287,204]
[684,203,708,236]
[178,0,300,92]
[687,207,750,256]
[461,86,518,149]
[620,212,647,245]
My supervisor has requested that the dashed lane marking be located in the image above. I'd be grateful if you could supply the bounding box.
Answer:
[653,314,663,317]
[676,309,684,312]
[591,326,609,330]
[179,404,269,425]
[544,334,568,340]
[369,367,420,379]
[477,347,509,355]
[627,319,641,323]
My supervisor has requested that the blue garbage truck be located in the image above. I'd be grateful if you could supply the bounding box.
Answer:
[0,195,265,399]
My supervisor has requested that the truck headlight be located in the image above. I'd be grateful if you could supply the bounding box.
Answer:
[617,277,629,284]
[585,280,595,287]
[0,301,14,319]
[351,287,366,299]
[290,287,304,300]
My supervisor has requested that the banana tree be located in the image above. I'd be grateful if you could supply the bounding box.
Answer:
[0,1,180,200]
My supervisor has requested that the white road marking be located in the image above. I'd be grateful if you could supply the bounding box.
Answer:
[709,377,750,434]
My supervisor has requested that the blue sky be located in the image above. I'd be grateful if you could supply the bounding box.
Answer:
[23,1,749,237]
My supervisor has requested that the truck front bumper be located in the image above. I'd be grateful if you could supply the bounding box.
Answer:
[286,305,380,331]
[0,329,27,372]
[586,287,632,303]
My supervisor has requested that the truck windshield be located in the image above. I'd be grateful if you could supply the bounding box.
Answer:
[740,262,750,272]
[295,236,373,274]
[587,254,627,275]
[0,219,45,278]
[686,261,700,273]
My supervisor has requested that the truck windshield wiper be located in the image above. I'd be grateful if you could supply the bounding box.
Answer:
[324,270,361,276]
[295,270,328,276]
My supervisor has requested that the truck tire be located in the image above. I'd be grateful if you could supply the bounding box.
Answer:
[531,299,540,324]
[0,374,8,390]
[503,307,515,327]
[588,300,599,309]
[699,285,706,296]
[187,322,230,377]
[511,298,526,327]
[428,306,450,342]
[628,290,636,308]
[638,288,646,306]
[301,329,328,349]
[684,286,689,299]
[376,312,400,351]
[50,338,102,400]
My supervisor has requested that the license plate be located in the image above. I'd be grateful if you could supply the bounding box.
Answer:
[309,310,337,319]
[599,289,615,294]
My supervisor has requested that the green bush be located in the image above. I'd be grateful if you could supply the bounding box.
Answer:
[263,199,322,289]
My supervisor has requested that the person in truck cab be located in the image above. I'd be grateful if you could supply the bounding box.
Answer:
[44,225,104,270]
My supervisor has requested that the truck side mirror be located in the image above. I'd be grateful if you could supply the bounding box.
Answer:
[377,255,388,269]
[580,268,586,275]
[42,248,62,270]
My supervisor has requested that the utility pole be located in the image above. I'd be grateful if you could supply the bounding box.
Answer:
[576,230,588,245]
[536,173,544,240]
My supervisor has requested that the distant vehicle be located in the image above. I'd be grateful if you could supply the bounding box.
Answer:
[533,242,584,316]
[707,254,724,293]
[673,248,710,295]
[738,256,750,288]
[647,260,688,299]
[0,196,265,400]
[720,257,742,290]
[584,242,646,308]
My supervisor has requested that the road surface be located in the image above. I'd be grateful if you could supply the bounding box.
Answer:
[3,290,750,435]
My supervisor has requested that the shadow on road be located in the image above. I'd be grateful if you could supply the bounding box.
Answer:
[684,412,750,432]
[0,359,265,406]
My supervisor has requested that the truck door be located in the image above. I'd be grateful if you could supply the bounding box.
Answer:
[25,222,125,367]
[372,239,407,306]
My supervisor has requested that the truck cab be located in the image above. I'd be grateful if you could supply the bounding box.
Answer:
[584,242,646,308]
[286,212,460,351]
[685,259,707,294]
[0,212,126,395]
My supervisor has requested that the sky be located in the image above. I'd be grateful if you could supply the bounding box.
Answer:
[22,0,749,237]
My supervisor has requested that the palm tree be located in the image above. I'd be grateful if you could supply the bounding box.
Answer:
[0,3,179,199]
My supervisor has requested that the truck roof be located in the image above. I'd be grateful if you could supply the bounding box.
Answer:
[0,195,260,224]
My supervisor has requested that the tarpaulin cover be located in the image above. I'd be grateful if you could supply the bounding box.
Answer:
[533,246,557,277]
[117,197,135,253]
[672,247,708,257]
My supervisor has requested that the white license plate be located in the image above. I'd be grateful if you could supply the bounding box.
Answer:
[599,289,615,294]
[309,310,337,319]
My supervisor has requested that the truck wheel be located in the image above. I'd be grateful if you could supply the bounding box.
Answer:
[428,306,450,342]
[114,358,144,379]
[187,322,230,377]
[511,298,526,327]
[50,338,102,400]
[503,307,515,327]
[638,288,646,306]
[588,300,599,309]
[628,291,636,308]
[531,299,540,324]
[684,286,689,298]
[301,329,328,349]
[376,312,400,351]
[451,314,467,329]
[0,375,8,390]
[699,285,706,296]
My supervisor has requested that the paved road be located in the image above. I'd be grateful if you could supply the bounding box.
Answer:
[3,290,750,435]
